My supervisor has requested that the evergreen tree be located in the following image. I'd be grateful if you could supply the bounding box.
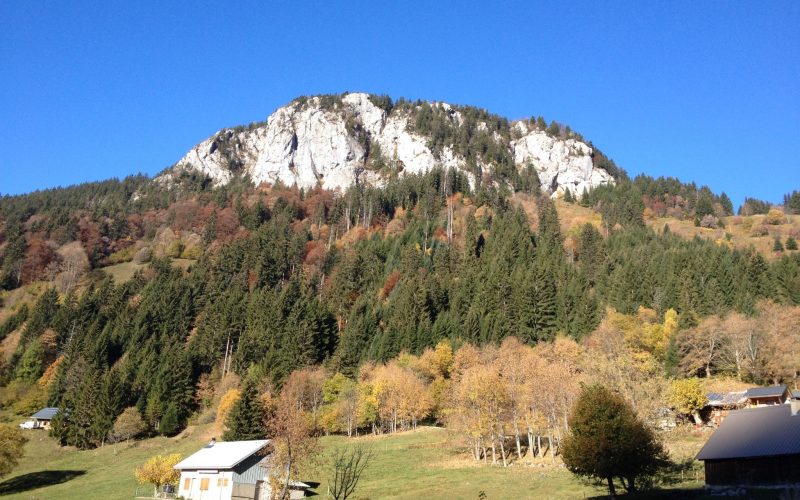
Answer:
[158,405,180,436]
[773,237,784,252]
[719,192,734,216]
[787,236,798,251]
[224,377,265,441]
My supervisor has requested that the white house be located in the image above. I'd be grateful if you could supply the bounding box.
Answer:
[174,439,310,500]
[19,407,59,430]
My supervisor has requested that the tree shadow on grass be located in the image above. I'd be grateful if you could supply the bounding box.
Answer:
[0,470,86,495]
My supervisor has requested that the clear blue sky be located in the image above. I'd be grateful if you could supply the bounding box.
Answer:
[2,1,798,208]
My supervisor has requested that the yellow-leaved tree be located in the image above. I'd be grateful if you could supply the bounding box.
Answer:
[0,424,28,478]
[134,453,182,497]
[668,378,707,425]
[216,388,241,428]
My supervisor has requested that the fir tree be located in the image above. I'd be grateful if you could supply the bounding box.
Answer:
[224,377,265,441]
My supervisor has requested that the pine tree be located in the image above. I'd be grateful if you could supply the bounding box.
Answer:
[719,192,734,216]
[158,405,180,436]
[773,237,784,252]
[787,236,798,251]
[224,377,265,441]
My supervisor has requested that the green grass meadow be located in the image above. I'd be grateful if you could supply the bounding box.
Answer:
[0,423,718,500]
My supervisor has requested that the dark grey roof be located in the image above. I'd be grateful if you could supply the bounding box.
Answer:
[707,391,747,407]
[744,385,788,399]
[31,407,58,420]
[696,404,800,460]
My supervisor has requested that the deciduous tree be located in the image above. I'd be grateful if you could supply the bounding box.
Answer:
[561,385,667,497]
[134,453,182,498]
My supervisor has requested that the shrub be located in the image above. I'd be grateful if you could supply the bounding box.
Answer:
[698,214,719,229]
[132,247,152,264]
[165,240,185,258]
[180,244,203,260]
[765,209,787,225]
[750,225,769,237]
[107,246,136,264]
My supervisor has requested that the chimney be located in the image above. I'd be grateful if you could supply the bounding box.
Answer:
[207,437,217,448]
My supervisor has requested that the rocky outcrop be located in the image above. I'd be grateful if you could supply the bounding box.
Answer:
[159,93,614,196]
[511,122,614,197]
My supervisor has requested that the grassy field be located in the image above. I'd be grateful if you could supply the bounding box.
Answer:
[0,421,715,500]
[100,258,196,283]
[0,429,203,499]
[312,427,609,499]
[647,213,800,260]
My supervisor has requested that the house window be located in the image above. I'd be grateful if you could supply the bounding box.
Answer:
[183,478,190,490]
[224,478,229,486]
[217,478,222,487]
[200,478,209,491]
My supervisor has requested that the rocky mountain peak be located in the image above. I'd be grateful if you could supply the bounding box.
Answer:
[158,92,615,196]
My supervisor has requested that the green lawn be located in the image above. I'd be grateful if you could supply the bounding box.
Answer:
[0,429,204,499]
[311,427,607,499]
[0,424,713,500]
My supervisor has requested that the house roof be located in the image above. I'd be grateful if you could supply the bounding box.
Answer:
[707,391,747,407]
[745,385,788,399]
[793,390,800,400]
[696,404,800,461]
[174,440,269,470]
[31,407,59,420]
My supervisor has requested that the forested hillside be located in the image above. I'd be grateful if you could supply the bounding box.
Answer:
[1,127,799,451]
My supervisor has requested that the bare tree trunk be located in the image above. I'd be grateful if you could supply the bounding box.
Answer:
[499,434,507,467]
[490,433,497,465]
[606,477,617,498]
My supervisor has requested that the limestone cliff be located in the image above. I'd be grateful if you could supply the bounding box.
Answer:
[158,93,615,196]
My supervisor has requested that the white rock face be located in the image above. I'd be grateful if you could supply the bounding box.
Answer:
[159,93,614,196]
[511,122,614,197]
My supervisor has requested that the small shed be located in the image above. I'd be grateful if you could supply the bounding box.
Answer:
[174,439,310,500]
[696,401,800,487]
[744,385,790,407]
[20,407,59,430]
[705,391,746,426]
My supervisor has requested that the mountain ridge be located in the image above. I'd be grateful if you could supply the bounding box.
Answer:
[157,92,616,196]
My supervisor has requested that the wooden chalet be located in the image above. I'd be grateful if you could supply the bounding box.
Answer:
[696,400,800,487]
[744,385,791,407]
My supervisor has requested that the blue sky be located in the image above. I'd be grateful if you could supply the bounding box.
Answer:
[2,1,798,207]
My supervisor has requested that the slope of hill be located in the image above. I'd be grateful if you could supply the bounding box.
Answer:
[0,94,798,473]
[0,419,708,499]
